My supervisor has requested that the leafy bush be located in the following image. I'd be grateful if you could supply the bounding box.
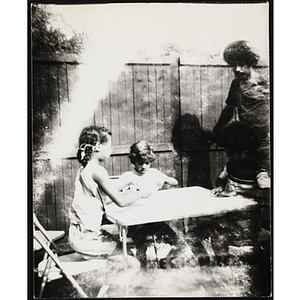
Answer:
[31,4,85,56]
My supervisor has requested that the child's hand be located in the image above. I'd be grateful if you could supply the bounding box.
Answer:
[122,182,139,195]
[211,188,237,197]
[210,186,223,197]
[139,189,152,199]
[218,190,237,197]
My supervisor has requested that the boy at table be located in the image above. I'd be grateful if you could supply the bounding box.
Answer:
[115,141,195,268]
[115,140,178,193]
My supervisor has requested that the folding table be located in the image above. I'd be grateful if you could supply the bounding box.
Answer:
[105,186,257,268]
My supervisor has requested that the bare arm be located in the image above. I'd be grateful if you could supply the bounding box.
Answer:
[164,176,178,186]
[92,167,149,207]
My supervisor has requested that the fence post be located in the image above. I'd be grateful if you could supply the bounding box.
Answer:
[170,52,180,128]
[170,53,185,186]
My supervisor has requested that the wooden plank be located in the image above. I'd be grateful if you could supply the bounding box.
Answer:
[48,64,59,135]
[109,79,120,146]
[45,160,57,229]
[102,93,112,132]
[66,64,79,98]
[57,64,70,128]
[125,66,135,145]
[120,155,130,174]
[33,53,81,63]
[103,156,113,176]
[53,159,65,230]
[151,152,159,170]
[33,159,48,227]
[156,65,165,144]
[209,150,226,188]
[148,65,158,144]
[132,65,143,141]
[142,66,151,142]
[179,65,189,116]
[170,54,180,138]
[94,94,104,126]
[158,152,173,178]
[193,66,201,126]
[62,158,74,232]
[32,63,44,151]
[199,66,209,132]
[111,155,122,177]
[207,67,223,131]
[117,71,129,145]
[39,64,52,148]
[163,65,172,142]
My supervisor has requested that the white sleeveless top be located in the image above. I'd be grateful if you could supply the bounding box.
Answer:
[69,166,107,237]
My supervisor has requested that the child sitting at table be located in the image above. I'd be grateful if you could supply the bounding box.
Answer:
[211,121,270,200]
[116,140,183,267]
[209,121,270,264]
[68,126,151,273]
[116,140,178,193]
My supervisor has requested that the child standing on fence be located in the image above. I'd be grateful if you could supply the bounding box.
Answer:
[68,126,151,267]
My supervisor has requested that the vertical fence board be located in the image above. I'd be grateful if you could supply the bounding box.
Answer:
[193,66,201,125]
[33,159,48,227]
[112,155,122,177]
[148,65,158,143]
[33,64,43,151]
[204,67,223,131]
[40,64,53,146]
[156,65,165,143]
[163,65,172,142]
[57,64,70,132]
[125,66,135,145]
[142,66,151,142]
[62,158,75,232]
[110,80,120,146]
[48,65,59,139]
[179,65,189,116]
[53,160,65,230]
[210,151,225,187]
[117,71,129,145]
[132,65,143,141]
[44,160,56,229]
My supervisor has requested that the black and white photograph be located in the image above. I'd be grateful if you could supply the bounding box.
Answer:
[29,1,272,298]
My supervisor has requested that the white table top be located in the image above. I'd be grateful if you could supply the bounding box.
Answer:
[105,186,257,226]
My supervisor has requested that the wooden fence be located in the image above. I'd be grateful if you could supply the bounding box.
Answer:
[32,54,268,231]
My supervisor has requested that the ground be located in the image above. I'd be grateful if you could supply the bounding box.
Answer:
[33,213,271,298]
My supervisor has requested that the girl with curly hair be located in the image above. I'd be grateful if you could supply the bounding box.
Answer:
[68,126,150,261]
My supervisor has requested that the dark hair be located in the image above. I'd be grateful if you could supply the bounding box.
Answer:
[223,40,260,67]
[129,140,156,164]
[218,121,260,157]
[77,126,111,167]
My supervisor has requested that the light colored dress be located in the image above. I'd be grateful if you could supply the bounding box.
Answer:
[68,166,117,256]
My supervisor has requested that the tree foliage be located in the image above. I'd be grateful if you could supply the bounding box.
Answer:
[31,4,85,56]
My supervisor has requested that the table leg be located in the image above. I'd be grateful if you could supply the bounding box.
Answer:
[122,226,128,271]
[121,226,129,295]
